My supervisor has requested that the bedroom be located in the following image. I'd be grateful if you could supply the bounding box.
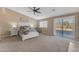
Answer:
[0,7,79,52]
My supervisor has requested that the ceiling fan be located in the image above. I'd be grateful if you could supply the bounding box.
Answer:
[27,7,41,14]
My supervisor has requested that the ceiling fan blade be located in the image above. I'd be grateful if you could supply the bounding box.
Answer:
[36,8,40,10]
[36,11,41,14]
[27,7,41,14]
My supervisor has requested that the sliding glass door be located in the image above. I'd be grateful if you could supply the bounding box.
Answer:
[54,16,75,39]
[55,18,63,37]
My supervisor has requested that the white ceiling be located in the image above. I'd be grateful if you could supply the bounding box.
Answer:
[7,7,79,20]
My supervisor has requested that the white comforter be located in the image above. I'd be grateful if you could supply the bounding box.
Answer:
[19,28,39,41]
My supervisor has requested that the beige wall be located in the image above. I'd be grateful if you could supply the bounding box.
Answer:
[0,8,38,36]
[0,8,7,35]
[38,18,54,36]
[75,14,79,41]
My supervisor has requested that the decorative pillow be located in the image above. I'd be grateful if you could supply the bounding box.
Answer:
[20,26,29,35]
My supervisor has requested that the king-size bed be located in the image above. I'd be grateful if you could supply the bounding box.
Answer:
[19,26,39,41]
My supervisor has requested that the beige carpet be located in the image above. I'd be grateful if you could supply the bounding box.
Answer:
[0,34,70,52]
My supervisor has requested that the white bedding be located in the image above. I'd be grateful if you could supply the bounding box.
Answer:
[19,27,39,41]
[20,32,39,41]
[18,21,39,41]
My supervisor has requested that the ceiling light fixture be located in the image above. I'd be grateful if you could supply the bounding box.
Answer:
[27,7,41,15]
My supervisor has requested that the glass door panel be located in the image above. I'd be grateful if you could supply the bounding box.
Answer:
[54,16,75,39]
[63,16,75,39]
[55,18,63,37]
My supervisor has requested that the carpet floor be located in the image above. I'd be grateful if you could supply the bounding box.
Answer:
[0,34,74,52]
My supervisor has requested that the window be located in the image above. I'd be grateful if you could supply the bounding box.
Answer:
[39,21,48,28]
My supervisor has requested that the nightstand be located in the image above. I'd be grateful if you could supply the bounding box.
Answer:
[10,28,18,36]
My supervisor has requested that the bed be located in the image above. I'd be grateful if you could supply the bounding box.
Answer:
[19,26,39,41]
[17,20,39,41]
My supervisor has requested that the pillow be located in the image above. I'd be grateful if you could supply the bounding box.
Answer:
[20,26,29,34]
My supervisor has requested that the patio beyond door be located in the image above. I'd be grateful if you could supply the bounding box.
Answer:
[54,16,75,39]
